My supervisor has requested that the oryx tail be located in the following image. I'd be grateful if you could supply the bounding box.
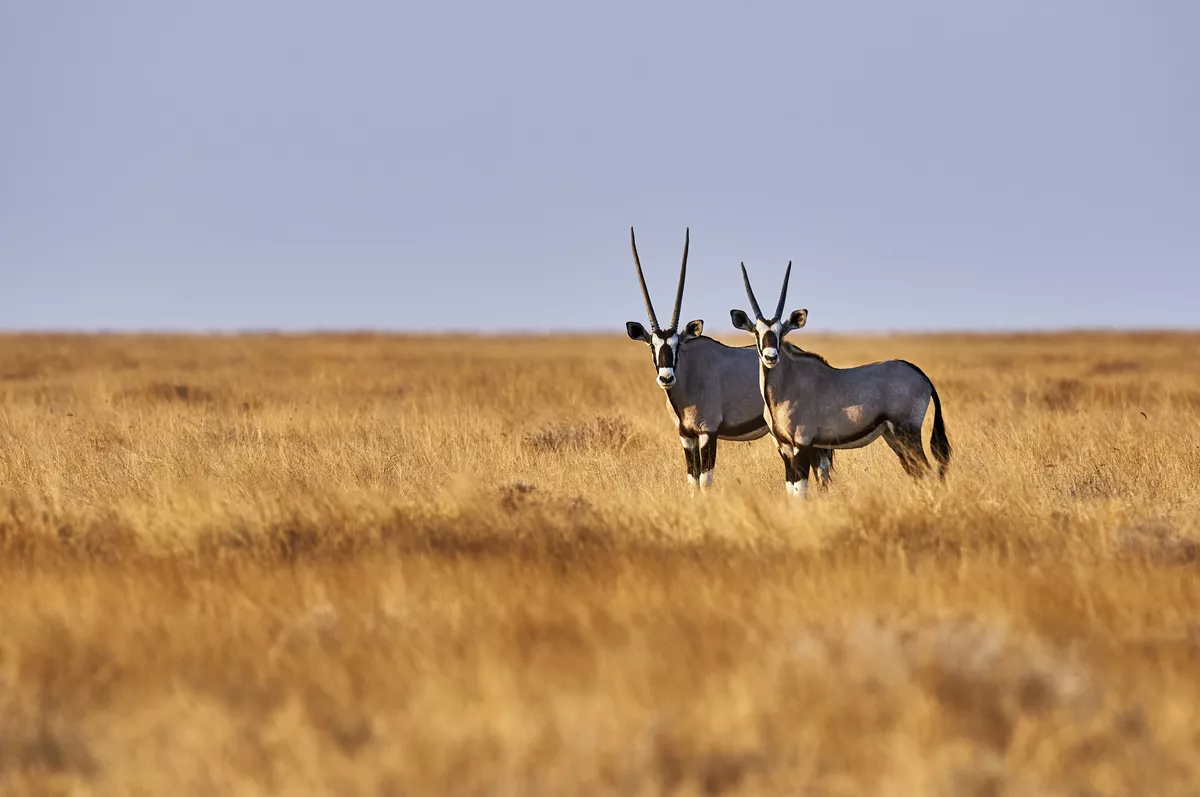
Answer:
[928,377,951,479]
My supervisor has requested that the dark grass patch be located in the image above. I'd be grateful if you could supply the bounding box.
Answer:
[146,383,214,403]
[522,416,645,455]
[1088,361,1142,375]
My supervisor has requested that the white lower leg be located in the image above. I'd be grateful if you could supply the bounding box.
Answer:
[794,479,808,498]
[699,471,713,488]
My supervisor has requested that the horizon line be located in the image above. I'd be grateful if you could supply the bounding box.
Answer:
[0,325,1196,337]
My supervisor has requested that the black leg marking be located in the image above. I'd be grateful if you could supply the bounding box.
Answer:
[883,425,930,479]
[793,446,815,497]
[700,435,718,477]
[814,449,835,491]
[778,445,795,493]
[681,434,700,485]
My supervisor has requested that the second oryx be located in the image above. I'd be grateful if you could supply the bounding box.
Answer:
[731,261,951,497]
[624,227,833,490]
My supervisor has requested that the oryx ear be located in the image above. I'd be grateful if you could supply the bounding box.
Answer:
[730,309,754,332]
[786,309,808,332]
[683,319,704,340]
[626,321,651,343]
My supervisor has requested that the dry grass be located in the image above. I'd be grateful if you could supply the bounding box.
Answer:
[1,330,1199,795]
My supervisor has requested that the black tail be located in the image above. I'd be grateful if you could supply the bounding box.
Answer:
[929,382,951,480]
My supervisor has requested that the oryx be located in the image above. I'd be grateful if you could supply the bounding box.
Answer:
[730,261,951,497]
[625,227,833,490]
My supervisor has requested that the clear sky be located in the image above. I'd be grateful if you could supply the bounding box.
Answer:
[2,1,1197,332]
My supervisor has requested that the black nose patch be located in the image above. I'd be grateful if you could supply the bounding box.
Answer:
[656,342,675,369]
[762,330,779,352]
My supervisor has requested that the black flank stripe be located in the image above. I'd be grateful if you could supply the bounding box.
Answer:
[813,414,889,448]
[717,415,768,438]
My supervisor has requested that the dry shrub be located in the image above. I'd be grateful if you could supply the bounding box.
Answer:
[1113,519,1198,564]
[1067,465,1123,501]
[1088,360,1141,375]
[144,382,214,403]
[1038,377,1086,411]
[0,368,40,381]
[0,690,96,781]
[522,415,643,454]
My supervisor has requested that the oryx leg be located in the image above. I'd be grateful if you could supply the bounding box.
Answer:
[698,433,717,489]
[777,443,797,496]
[792,446,815,498]
[883,422,931,479]
[681,435,701,489]
[813,449,834,491]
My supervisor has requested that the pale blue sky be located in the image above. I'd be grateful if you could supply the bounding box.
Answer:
[2,1,1197,332]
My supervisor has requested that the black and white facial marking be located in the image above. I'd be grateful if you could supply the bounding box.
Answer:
[625,226,694,391]
[626,320,704,390]
[729,261,807,370]
[652,330,680,388]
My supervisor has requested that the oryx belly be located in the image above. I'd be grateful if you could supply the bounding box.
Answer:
[671,396,768,442]
[716,413,770,442]
[814,423,888,450]
[718,426,770,442]
[767,393,890,449]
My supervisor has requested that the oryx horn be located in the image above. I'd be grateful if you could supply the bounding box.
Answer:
[630,227,660,331]
[774,261,792,322]
[668,227,689,331]
[740,262,764,320]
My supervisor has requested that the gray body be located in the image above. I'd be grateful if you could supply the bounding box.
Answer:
[733,262,950,496]
[761,349,937,452]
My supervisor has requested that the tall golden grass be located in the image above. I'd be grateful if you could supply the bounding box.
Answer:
[0,330,1198,795]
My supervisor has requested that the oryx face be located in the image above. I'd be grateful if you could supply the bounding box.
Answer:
[729,261,807,370]
[626,320,705,390]
[625,226,694,391]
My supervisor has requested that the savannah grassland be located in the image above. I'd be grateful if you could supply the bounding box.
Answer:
[1,331,1199,796]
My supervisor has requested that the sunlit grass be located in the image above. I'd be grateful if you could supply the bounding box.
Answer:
[0,331,1197,795]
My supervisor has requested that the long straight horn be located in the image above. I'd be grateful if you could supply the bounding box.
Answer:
[741,262,764,320]
[774,261,792,322]
[668,227,689,331]
[630,227,659,330]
